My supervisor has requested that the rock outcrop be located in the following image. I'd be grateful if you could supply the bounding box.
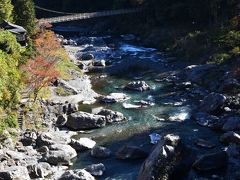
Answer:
[66,111,106,130]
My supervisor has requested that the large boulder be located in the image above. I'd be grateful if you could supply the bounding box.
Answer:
[199,93,226,112]
[124,81,151,92]
[222,117,240,131]
[184,64,217,83]
[192,112,223,130]
[0,166,31,180]
[81,53,94,61]
[193,151,227,171]
[90,146,111,159]
[220,131,240,144]
[59,169,95,180]
[21,130,37,146]
[27,162,52,179]
[96,109,126,123]
[66,112,106,130]
[44,144,77,165]
[36,131,71,147]
[56,114,68,127]
[219,78,240,92]
[70,138,96,152]
[137,134,194,180]
[93,60,106,67]
[85,163,106,176]
[116,146,148,160]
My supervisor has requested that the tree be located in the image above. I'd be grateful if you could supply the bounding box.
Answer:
[13,0,36,35]
[0,0,14,23]
[0,29,24,62]
[0,30,23,110]
[22,56,59,101]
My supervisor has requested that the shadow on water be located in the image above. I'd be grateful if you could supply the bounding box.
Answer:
[71,119,223,180]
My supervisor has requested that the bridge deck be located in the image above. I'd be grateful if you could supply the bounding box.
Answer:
[39,8,143,23]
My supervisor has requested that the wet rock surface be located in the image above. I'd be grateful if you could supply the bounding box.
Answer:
[124,81,151,92]
[116,146,148,160]
[193,151,228,171]
[90,146,111,159]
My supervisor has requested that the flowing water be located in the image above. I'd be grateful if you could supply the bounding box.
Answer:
[54,29,221,179]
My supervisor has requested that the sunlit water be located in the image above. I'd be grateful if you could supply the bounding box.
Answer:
[56,33,221,180]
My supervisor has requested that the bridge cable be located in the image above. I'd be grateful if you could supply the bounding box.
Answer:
[35,5,78,15]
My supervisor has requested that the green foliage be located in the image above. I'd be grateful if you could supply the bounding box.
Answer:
[56,57,82,80]
[0,112,18,134]
[0,51,21,109]
[55,87,73,96]
[4,112,18,128]
[208,53,231,64]
[0,0,14,23]
[217,31,240,50]
[0,30,24,61]
[0,30,22,131]
[13,0,36,36]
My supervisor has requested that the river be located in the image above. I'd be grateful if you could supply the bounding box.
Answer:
[53,26,221,180]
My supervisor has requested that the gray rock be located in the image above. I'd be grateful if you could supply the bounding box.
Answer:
[44,144,77,165]
[59,169,95,180]
[36,131,71,147]
[193,151,228,171]
[5,150,26,161]
[116,146,148,160]
[49,144,77,158]
[85,163,106,176]
[37,146,49,154]
[81,53,94,61]
[93,60,106,67]
[56,114,68,127]
[66,111,106,130]
[184,64,217,83]
[96,109,126,123]
[90,146,111,159]
[21,130,37,146]
[223,117,240,131]
[0,166,31,180]
[27,162,52,178]
[199,93,226,112]
[70,138,96,152]
[57,79,79,95]
[220,131,240,144]
[219,78,240,92]
[192,112,222,129]
[3,138,15,150]
[125,81,151,92]
[137,134,194,180]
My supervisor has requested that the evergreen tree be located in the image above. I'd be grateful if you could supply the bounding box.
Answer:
[13,0,36,35]
[0,0,14,23]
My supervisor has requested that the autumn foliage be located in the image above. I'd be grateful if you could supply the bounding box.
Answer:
[22,30,61,101]
[23,56,59,100]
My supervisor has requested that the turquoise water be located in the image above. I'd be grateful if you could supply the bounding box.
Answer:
[69,36,221,180]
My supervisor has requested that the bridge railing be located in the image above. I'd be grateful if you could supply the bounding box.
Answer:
[40,8,143,23]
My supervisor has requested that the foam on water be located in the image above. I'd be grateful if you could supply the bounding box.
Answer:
[119,44,156,53]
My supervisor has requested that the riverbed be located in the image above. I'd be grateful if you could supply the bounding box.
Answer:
[54,28,222,180]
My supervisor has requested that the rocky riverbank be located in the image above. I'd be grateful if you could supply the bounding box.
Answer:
[1,32,240,180]
[138,64,240,179]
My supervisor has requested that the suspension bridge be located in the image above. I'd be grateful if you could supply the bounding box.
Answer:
[36,5,143,24]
